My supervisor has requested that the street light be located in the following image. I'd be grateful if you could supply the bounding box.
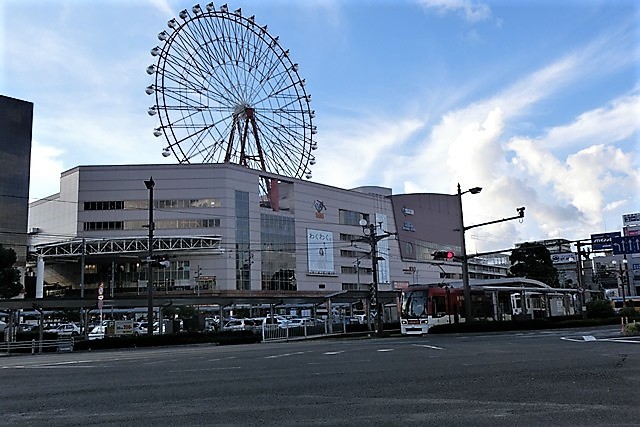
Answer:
[144,177,155,336]
[457,183,482,323]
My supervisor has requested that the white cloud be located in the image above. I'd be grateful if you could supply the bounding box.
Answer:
[419,0,492,23]
[29,141,65,200]
[378,28,639,251]
[148,0,175,17]
[541,92,640,149]
[312,113,424,190]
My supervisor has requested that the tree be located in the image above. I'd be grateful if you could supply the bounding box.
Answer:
[508,242,559,286]
[0,244,23,299]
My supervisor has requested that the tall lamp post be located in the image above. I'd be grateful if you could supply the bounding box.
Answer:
[144,177,155,336]
[457,183,482,323]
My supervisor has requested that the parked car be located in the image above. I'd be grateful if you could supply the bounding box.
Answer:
[48,323,81,336]
[260,315,291,328]
[88,325,106,340]
[223,318,257,331]
[18,323,38,333]
[137,321,159,335]
[286,318,315,328]
[133,322,144,336]
[0,320,6,333]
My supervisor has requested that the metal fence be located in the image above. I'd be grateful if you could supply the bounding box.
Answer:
[0,337,74,355]
[260,321,347,342]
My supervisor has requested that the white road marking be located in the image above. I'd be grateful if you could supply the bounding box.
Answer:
[560,337,591,342]
[600,338,640,344]
[412,344,444,350]
[265,351,306,359]
[377,349,394,352]
[323,351,344,355]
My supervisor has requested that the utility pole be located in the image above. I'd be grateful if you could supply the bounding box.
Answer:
[575,239,589,319]
[144,177,155,336]
[356,219,395,336]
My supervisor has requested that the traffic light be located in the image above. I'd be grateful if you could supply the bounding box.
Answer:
[432,250,455,261]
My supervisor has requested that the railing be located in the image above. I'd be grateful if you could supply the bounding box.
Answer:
[260,321,347,342]
[0,337,74,355]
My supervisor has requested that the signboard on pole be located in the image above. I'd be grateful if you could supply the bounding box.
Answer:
[611,236,640,255]
[98,283,104,312]
[590,232,621,251]
[622,212,640,226]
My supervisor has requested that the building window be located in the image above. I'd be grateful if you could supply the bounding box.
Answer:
[121,219,220,230]
[261,213,296,290]
[83,201,124,210]
[83,221,124,231]
[339,233,362,242]
[339,209,369,226]
[85,199,221,210]
[235,191,251,290]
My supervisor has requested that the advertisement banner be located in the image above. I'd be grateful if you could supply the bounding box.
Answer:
[550,252,576,264]
[590,232,621,251]
[623,212,640,226]
[307,229,335,274]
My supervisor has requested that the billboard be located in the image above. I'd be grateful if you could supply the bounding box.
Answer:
[550,252,576,264]
[590,232,621,251]
[307,229,335,274]
[623,212,640,226]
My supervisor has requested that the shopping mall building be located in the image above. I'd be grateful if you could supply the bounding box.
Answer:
[26,162,508,299]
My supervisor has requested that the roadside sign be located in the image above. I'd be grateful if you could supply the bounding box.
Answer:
[591,232,620,251]
[612,236,640,254]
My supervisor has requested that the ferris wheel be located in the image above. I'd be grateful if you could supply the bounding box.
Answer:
[146,3,317,180]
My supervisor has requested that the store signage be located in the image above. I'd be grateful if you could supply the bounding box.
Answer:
[590,232,620,251]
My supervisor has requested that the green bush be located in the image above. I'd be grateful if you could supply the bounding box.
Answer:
[623,321,640,336]
[586,299,615,318]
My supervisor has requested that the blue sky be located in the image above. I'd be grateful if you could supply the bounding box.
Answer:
[1,0,638,252]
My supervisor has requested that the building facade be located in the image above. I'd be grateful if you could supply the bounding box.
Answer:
[27,163,506,298]
[0,95,33,273]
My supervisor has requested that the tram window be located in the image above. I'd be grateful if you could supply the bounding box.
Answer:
[432,296,446,317]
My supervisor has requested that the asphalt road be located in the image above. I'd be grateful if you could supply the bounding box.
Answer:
[1,326,639,426]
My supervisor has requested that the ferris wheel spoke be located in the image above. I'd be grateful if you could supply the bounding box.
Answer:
[163,33,216,88]
[183,124,220,160]
[256,125,306,168]
[165,21,247,107]
[149,7,314,174]
[159,61,221,107]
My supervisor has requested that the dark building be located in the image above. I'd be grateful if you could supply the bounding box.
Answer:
[0,95,33,270]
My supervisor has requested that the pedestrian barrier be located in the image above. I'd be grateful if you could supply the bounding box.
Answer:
[261,321,346,342]
[0,337,74,355]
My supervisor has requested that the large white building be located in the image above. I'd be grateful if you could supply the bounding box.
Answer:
[27,163,507,299]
